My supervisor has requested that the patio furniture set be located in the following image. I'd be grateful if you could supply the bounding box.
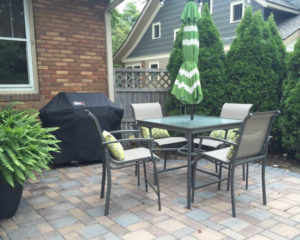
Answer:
[85,103,279,218]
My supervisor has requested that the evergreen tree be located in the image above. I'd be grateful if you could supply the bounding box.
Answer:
[280,37,300,159]
[266,14,287,150]
[195,3,226,115]
[267,14,287,104]
[165,26,185,115]
[165,3,226,116]
[226,8,278,111]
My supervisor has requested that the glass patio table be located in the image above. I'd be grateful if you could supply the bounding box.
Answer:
[137,115,243,209]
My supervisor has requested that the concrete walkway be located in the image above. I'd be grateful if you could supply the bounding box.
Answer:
[1,160,300,240]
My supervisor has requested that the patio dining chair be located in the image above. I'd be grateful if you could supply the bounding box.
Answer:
[192,110,280,217]
[131,102,187,173]
[85,110,161,216]
[194,103,253,182]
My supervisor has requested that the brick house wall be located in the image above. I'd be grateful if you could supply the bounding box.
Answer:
[0,0,108,110]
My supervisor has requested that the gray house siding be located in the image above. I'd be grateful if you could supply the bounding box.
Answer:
[129,0,253,57]
[127,0,299,60]
[129,0,185,58]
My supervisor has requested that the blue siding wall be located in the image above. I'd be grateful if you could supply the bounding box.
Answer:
[129,0,185,58]
[128,0,297,59]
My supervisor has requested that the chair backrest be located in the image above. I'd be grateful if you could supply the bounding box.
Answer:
[131,102,163,121]
[220,103,253,120]
[85,109,105,143]
[234,111,280,161]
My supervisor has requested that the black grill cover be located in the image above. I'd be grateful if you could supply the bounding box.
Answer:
[39,92,123,164]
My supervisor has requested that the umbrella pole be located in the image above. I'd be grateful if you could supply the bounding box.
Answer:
[191,105,194,120]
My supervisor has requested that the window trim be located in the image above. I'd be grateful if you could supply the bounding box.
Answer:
[174,28,180,42]
[125,64,142,69]
[149,62,159,69]
[152,22,161,40]
[230,0,244,24]
[0,0,38,93]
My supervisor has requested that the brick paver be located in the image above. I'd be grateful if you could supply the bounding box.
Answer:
[1,160,300,239]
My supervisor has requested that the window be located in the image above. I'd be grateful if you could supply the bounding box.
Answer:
[0,0,36,91]
[230,1,244,23]
[149,62,159,81]
[126,65,141,69]
[125,64,141,88]
[152,22,161,39]
[174,28,180,42]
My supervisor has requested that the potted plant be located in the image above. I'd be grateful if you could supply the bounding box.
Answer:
[0,102,60,219]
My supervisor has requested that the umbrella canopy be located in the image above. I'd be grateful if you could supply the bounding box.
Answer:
[171,0,203,108]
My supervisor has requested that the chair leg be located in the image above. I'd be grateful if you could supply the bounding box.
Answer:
[245,163,249,190]
[101,160,106,198]
[152,159,161,211]
[218,162,223,190]
[192,159,198,203]
[242,164,245,181]
[215,162,218,173]
[230,165,236,217]
[143,161,148,192]
[104,161,112,216]
[227,164,231,191]
[163,152,167,170]
[262,157,267,205]
[137,163,140,187]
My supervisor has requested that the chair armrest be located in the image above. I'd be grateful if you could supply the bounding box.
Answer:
[102,137,154,145]
[109,130,140,134]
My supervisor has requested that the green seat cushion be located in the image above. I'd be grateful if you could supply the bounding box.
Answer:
[226,134,239,161]
[209,128,238,142]
[141,127,170,139]
[102,130,125,161]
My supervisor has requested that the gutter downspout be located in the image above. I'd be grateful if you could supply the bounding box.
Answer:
[105,0,125,102]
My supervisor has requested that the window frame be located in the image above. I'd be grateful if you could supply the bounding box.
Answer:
[0,0,38,92]
[230,0,244,23]
[149,62,159,69]
[125,64,141,69]
[152,22,161,40]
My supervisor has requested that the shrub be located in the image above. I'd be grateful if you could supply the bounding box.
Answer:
[280,37,300,159]
[195,3,226,116]
[226,8,280,112]
[165,3,226,116]
[0,103,60,187]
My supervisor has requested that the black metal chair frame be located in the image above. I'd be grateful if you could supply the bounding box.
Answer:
[86,110,161,216]
[192,111,280,217]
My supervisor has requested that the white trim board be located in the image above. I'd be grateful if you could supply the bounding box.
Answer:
[122,53,170,63]
[254,0,300,14]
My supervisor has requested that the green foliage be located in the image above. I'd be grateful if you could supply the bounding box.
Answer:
[266,14,287,150]
[0,103,60,187]
[195,3,226,115]
[165,3,226,116]
[226,8,281,112]
[111,1,140,53]
[165,26,185,115]
[280,37,300,159]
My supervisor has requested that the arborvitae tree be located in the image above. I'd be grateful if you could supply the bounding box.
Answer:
[267,14,287,104]
[165,26,185,115]
[266,14,287,151]
[226,8,279,111]
[280,37,300,160]
[165,3,226,116]
[195,3,226,115]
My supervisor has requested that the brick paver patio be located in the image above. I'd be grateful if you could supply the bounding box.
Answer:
[1,159,300,240]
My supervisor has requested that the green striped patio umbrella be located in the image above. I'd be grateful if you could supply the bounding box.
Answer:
[171,0,202,120]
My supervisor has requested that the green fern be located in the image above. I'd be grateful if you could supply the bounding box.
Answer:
[0,102,60,187]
